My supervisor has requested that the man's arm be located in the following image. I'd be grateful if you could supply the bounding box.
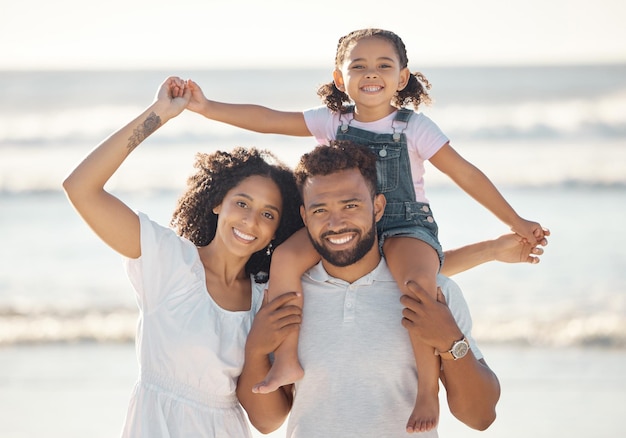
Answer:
[400,282,500,430]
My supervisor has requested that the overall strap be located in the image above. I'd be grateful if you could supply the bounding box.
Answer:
[339,105,355,133]
[394,108,413,123]
[391,108,413,142]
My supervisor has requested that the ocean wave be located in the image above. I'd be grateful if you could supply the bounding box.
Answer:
[1,308,624,348]
[1,93,625,146]
[2,65,626,146]
[473,313,626,348]
[0,308,138,345]
[428,91,626,141]
[2,170,626,196]
[2,100,625,192]
[3,180,626,198]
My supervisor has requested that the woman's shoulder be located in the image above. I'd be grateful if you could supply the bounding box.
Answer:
[250,280,267,313]
[134,211,198,264]
[137,212,190,245]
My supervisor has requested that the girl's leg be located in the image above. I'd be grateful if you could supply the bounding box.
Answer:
[252,228,321,394]
[384,236,440,433]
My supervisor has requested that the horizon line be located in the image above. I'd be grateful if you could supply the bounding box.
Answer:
[1,60,626,73]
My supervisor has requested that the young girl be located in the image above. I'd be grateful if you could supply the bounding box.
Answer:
[187,28,546,433]
[62,77,303,437]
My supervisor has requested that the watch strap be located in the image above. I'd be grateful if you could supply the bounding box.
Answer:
[436,337,469,360]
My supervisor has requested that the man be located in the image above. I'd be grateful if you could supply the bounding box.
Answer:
[239,141,501,437]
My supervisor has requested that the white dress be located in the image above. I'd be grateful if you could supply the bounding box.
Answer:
[121,213,263,437]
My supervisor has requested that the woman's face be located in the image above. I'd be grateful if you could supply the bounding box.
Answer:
[212,175,283,258]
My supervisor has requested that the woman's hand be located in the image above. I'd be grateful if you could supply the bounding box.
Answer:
[154,76,191,121]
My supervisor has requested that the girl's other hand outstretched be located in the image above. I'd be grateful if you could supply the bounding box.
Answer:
[512,218,546,245]
[184,79,209,114]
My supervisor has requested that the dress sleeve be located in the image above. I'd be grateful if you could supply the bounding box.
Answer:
[437,275,484,361]
[250,281,266,315]
[124,212,198,313]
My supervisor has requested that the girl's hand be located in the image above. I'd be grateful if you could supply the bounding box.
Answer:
[492,231,549,265]
[511,218,547,244]
[184,79,209,114]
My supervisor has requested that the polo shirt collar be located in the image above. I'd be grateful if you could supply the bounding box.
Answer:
[306,257,395,285]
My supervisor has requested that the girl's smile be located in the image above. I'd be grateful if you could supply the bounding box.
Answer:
[333,36,409,120]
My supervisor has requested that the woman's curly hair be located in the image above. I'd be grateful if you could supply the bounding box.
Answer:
[170,147,303,282]
[317,28,432,113]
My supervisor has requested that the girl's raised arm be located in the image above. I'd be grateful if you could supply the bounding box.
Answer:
[185,79,311,136]
[430,143,545,244]
[63,77,190,258]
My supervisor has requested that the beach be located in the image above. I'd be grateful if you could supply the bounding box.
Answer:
[1,65,625,436]
[1,343,624,438]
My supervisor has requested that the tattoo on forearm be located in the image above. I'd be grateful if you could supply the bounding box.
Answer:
[127,112,161,152]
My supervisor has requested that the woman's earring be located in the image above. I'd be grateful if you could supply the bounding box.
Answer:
[265,242,273,256]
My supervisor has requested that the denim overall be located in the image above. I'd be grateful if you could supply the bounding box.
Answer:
[336,106,444,266]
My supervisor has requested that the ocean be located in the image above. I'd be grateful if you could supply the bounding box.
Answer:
[1,65,625,437]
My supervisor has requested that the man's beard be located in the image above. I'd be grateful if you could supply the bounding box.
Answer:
[307,218,377,267]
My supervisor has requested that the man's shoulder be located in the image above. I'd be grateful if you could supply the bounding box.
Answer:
[437,273,461,289]
[436,273,458,289]
[436,274,467,309]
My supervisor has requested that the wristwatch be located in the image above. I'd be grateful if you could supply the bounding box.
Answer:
[437,337,470,360]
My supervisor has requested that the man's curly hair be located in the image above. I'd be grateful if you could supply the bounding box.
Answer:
[317,28,432,113]
[294,140,378,198]
[170,147,303,282]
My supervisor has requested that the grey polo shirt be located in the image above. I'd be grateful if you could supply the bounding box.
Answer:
[286,258,482,438]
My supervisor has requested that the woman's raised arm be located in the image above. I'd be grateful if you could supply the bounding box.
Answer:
[62,77,190,258]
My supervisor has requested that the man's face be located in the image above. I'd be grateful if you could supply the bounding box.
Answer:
[300,168,385,267]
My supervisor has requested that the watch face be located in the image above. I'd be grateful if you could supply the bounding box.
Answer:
[452,340,469,359]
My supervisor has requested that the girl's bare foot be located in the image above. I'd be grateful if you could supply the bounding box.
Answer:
[252,361,304,394]
[405,392,439,433]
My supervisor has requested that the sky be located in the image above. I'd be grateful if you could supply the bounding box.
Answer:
[1,0,625,70]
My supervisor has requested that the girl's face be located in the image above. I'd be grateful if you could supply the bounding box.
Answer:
[333,36,410,119]
[212,175,283,258]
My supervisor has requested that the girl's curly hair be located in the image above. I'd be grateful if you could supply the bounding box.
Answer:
[170,147,303,282]
[317,28,432,113]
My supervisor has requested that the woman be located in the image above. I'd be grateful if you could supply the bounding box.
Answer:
[63,77,303,437]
